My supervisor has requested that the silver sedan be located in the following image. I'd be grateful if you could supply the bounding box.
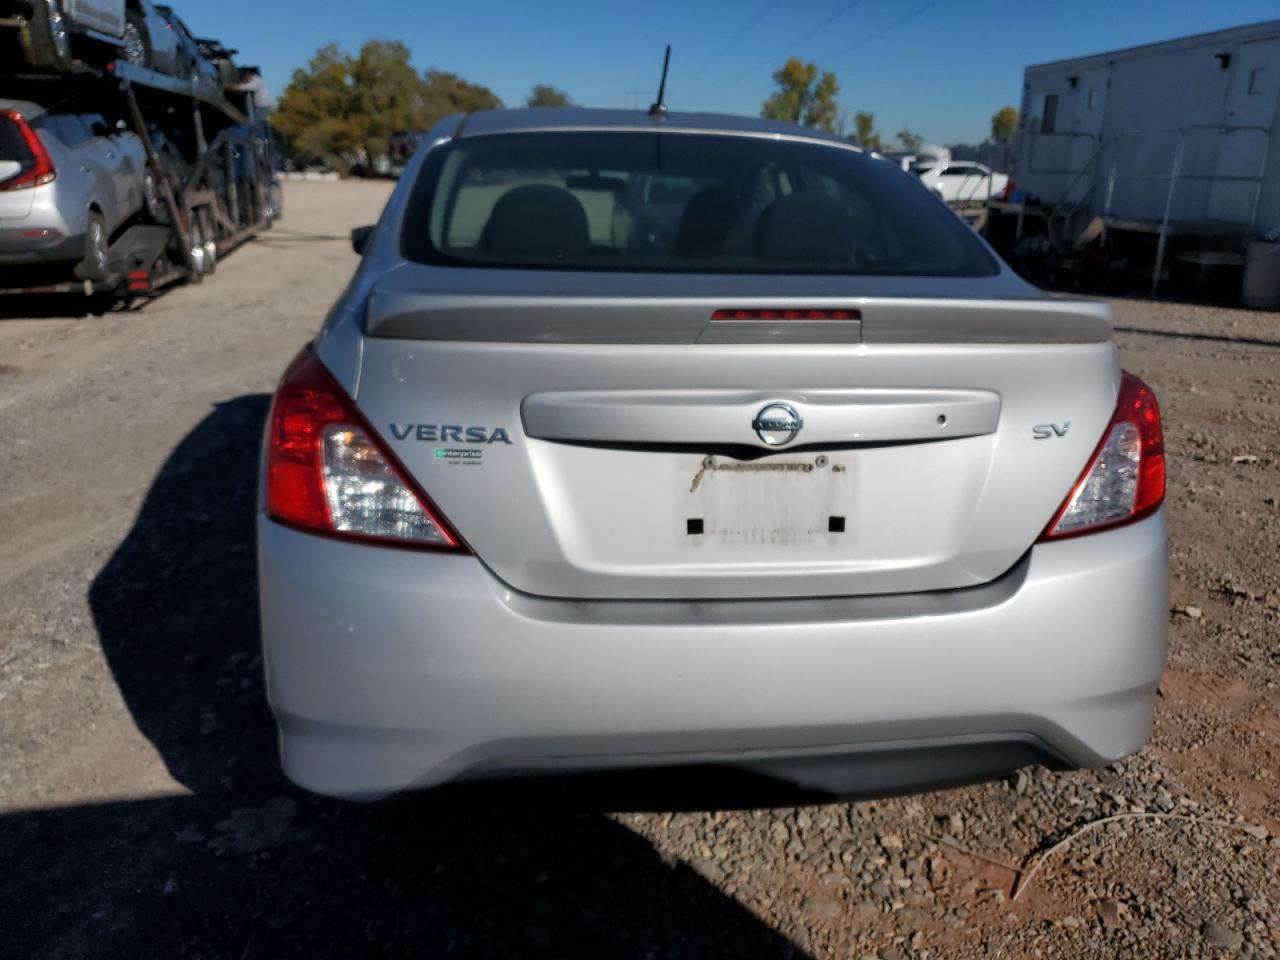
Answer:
[258,109,1169,802]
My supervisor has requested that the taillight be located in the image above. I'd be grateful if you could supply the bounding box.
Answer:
[1040,371,1165,540]
[0,111,56,192]
[266,347,465,551]
[711,308,860,321]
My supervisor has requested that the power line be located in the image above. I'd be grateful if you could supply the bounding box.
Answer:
[717,0,876,89]
[683,0,781,86]
[825,0,947,60]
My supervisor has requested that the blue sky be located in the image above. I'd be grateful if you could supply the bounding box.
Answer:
[180,1,1279,144]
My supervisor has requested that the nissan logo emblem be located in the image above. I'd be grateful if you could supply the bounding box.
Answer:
[752,402,803,446]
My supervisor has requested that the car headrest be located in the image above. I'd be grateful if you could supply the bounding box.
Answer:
[676,187,740,257]
[753,193,856,263]
[480,184,591,259]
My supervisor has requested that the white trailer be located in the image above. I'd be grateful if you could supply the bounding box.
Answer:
[1001,19,1280,294]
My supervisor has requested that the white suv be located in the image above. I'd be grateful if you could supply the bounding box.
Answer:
[0,95,148,278]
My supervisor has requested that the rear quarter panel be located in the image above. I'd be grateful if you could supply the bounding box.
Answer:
[39,131,96,235]
[106,131,146,227]
[74,135,122,228]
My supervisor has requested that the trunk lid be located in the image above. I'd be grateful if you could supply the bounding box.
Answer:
[351,267,1117,600]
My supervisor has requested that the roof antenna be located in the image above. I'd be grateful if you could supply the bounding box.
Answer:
[648,45,671,119]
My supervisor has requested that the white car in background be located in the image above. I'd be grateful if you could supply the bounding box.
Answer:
[913,161,1009,205]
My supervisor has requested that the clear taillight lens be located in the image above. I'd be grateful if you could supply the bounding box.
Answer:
[1048,421,1142,534]
[267,347,464,550]
[321,425,452,544]
[1041,371,1165,540]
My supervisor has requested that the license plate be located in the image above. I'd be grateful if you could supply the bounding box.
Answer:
[682,454,853,545]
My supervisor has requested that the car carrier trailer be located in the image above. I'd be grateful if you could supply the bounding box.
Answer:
[0,57,278,299]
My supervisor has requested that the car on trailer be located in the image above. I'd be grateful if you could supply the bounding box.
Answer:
[3,0,122,71]
[1,27,280,300]
[0,92,148,279]
[151,4,218,90]
[3,0,213,81]
[192,35,240,90]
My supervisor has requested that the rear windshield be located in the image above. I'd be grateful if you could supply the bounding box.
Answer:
[401,131,997,276]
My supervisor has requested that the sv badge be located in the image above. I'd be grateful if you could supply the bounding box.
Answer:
[1033,422,1070,440]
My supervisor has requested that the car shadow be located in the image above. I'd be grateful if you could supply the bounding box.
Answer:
[0,395,807,959]
[0,292,121,319]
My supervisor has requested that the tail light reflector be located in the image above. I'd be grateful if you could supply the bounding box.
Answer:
[266,347,465,551]
[0,110,56,192]
[1040,371,1165,540]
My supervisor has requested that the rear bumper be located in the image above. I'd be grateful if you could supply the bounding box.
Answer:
[258,511,1169,802]
[0,183,88,264]
[0,227,83,264]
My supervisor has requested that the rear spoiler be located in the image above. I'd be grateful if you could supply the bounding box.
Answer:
[364,276,1113,345]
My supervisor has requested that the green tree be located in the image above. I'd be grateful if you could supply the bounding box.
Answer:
[274,45,505,174]
[991,105,1019,144]
[760,59,840,132]
[419,70,503,128]
[274,41,431,173]
[851,111,883,151]
[896,128,924,152]
[348,41,428,165]
[273,43,360,165]
[526,84,572,108]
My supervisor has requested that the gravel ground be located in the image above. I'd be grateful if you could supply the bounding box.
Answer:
[0,181,1276,959]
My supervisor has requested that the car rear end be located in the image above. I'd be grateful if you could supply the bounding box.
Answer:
[258,111,1168,802]
[0,98,85,265]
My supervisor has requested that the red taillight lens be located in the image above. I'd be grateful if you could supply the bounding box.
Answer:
[710,308,861,321]
[266,347,465,551]
[0,111,56,192]
[1040,371,1165,540]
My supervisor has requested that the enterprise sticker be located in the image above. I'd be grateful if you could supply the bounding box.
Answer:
[435,448,483,464]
